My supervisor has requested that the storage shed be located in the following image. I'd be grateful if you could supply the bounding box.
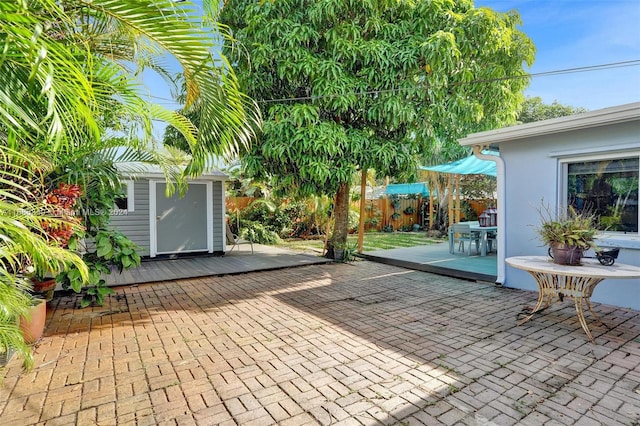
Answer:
[110,164,227,258]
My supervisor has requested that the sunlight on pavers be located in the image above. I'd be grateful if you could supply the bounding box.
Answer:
[1,261,639,425]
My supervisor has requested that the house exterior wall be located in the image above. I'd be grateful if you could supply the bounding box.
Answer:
[501,120,640,310]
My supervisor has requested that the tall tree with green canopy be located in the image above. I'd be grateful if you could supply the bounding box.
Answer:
[219,0,535,253]
[517,96,587,124]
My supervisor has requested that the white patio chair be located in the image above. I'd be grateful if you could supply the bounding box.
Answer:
[225,223,254,254]
[449,223,480,256]
[486,231,498,254]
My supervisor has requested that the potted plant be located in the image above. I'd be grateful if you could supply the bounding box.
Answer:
[403,206,416,215]
[390,197,401,210]
[365,216,381,229]
[19,297,47,344]
[535,204,598,265]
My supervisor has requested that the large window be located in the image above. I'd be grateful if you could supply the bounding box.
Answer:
[567,157,638,233]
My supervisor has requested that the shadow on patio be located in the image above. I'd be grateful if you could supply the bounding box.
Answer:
[1,261,638,425]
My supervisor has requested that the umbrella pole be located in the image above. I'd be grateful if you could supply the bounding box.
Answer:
[429,186,434,230]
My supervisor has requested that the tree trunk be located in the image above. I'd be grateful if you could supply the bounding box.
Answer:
[332,182,351,254]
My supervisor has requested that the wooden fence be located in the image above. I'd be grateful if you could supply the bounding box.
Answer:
[227,196,425,231]
[227,196,491,232]
[357,198,424,231]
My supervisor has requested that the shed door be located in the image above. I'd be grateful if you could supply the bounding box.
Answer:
[155,182,210,254]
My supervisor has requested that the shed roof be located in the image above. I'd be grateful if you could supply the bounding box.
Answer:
[116,162,227,179]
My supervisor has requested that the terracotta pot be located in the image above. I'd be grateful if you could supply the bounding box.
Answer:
[548,243,583,265]
[19,298,47,344]
[31,278,56,302]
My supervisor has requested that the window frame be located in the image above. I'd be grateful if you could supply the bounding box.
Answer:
[559,151,640,239]
[114,180,135,213]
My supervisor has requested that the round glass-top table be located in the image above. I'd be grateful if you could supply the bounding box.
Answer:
[506,256,640,343]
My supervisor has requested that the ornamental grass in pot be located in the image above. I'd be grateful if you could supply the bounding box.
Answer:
[536,204,598,265]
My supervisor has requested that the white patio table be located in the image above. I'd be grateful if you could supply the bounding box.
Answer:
[506,255,640,343]
[448,221,497,256]
[470,224,497,256]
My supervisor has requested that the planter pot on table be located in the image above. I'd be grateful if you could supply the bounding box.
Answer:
[548,243,583,266]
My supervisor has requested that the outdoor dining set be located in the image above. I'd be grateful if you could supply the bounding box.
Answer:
[448,208,498,256]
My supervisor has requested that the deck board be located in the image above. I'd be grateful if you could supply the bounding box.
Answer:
[103,244,332,286]
[362,241,498,282]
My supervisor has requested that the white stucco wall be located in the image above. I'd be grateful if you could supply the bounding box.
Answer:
[500,120,640,310]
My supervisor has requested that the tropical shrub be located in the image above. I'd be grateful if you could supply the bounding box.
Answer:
[57,230,141,307]
[348,209,360,234]
[53,153,142,307]
[282,201,309,237]
[241,200,293,237]
[0,151,87,369]
[382,225,394,233]
[238,221,280,245]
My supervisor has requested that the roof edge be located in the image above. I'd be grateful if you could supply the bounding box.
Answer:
[115,162,228,180]
[459,102,640,147]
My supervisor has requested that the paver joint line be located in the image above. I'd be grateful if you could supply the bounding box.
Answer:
[1,261,639,426]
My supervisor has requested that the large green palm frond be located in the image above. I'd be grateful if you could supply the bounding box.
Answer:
[0,0,100,150]
[0,275,33,370]
[73,0,261,175]
[1,0,259,176]
[0,148,88,370]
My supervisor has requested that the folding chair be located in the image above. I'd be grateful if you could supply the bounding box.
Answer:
[225,223,254,254]
[486,231,498,254]
[449,223,480,256]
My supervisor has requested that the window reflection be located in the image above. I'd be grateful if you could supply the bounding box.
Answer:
[568,157,639,233]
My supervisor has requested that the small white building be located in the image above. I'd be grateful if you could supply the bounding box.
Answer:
[459,102,640,310]
[110,164,228,258]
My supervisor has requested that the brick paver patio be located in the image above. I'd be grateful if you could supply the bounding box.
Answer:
[1,261,639,425]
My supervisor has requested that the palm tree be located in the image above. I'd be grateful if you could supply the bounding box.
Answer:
[1,0,259,172]
[0,0,260,368]
[0,149,88,369]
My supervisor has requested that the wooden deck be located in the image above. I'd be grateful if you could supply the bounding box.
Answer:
[103,240,496,287]
[362,241,498,282]
[104,244,332,286]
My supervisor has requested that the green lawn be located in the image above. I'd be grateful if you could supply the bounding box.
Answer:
[277,231,444,254]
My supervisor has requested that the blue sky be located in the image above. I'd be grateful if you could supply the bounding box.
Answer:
[478,0,640,110]
[146,0,640,138]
